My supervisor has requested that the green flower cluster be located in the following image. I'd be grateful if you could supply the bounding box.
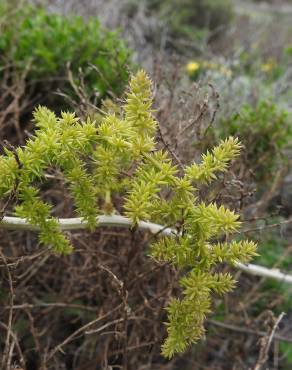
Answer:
[0,70,257,357]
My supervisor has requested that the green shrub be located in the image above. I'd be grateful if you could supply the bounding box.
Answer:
[216,101,292,182]
[146,0,234,40]
[0,2,131,110]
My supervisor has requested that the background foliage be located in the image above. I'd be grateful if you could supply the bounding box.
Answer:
[0,1,131,144]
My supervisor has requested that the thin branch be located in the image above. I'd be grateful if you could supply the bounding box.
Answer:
[236,262,292,284]
[0,214,175,234]
[4,302,99,313]
[45,304,123,363]
[241,217,292,234]
[0,250,14,369]
[253,312,285,370]
[208,318,292,344]
[1,214,292,283]
[0,323,26,369]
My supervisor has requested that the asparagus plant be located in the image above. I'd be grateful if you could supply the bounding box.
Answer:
[0,70,257,357]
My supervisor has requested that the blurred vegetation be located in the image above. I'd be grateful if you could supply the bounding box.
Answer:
[217,101,292,183]
[0,1,132,112]
[145,0,234,41]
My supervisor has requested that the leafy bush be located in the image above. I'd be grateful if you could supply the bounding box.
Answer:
[146,0,234,40]
[0,2,131,110]
[216,101,292,182]
[0,71,256,358]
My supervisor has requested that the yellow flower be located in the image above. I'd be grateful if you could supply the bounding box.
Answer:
[186,61,200,75]
[261,61,275,73]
